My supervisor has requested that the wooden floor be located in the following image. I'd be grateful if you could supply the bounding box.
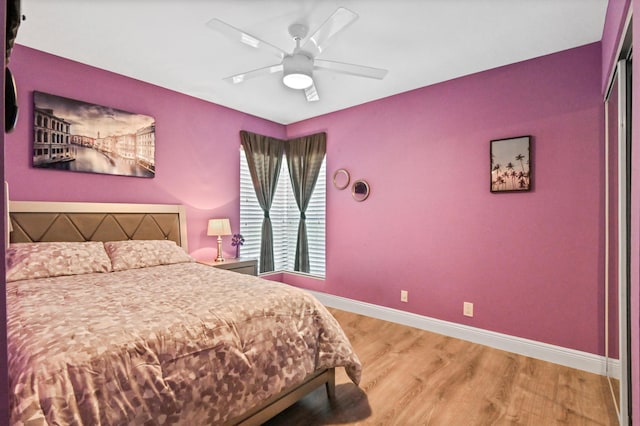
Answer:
[265,309,619,426]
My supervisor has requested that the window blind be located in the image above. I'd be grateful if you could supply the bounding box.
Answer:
[240,148,326,277]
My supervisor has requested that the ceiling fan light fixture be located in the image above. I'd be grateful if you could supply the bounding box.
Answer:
[282,54,313,89]
[283,72,313,89]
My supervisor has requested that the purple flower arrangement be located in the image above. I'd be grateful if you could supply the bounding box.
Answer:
[231,234,245,258]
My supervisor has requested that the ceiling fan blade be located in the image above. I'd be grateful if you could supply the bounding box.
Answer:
[304,83,320,102]
[206,18,286,59]
[302,7,358,57]
[314,59,388,80]
[223,64,284,84]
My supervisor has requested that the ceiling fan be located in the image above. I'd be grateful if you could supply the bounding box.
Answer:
[206,7,388,102]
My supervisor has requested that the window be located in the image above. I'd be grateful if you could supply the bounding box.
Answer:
[240,148,326,277]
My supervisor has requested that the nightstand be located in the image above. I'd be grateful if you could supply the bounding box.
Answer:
[199,258,258,276]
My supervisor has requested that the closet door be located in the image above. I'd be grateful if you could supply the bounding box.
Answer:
[605,48,632,426]
[605,63,619,410]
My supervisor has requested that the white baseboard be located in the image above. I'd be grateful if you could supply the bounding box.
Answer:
[308,290,620,379]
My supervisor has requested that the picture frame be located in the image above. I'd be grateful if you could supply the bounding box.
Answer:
[490,135,531,193]
[32,91,156,178]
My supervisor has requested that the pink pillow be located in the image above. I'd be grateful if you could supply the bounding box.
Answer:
[103,240,193,271]
[6,241,112,282]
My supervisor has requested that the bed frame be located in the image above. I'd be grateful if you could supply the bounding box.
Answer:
[8,200,336,425]
[9,201,189,249]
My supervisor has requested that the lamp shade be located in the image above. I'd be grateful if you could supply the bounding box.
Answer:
[282,54,313,89]
[207,218,232,236]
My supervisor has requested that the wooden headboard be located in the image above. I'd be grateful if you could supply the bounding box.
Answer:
[9,201,189,250]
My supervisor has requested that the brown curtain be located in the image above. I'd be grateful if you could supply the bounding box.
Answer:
[240,130,284,273]
[284,132,326,273]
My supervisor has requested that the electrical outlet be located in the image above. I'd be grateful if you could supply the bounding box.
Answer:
[463,302,474,317]
[400,290,408,303]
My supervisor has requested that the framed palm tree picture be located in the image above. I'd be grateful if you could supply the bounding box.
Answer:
[490,135,531,192]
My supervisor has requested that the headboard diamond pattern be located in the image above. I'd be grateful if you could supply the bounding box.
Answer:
[9,206,185,248]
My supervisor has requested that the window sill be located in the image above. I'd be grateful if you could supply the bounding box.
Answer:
[260,269,325,281]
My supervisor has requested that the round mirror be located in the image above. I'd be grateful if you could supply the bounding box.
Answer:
[352,179,370,202]
[333,168,350,190]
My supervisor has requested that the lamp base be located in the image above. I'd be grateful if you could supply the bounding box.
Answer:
[215,235,225,262]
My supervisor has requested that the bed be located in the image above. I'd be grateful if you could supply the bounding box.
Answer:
[7,201,361,425]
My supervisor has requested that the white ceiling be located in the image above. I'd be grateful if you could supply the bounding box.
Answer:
[16,0,608,125]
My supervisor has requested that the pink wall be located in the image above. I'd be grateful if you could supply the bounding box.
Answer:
[286,43,604,355]
[5,46,286,261]
[601,0,631,94]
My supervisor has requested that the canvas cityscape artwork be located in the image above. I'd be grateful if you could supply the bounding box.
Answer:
[32,91,156,178]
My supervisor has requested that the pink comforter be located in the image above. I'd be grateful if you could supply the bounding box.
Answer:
[7,262,361,425]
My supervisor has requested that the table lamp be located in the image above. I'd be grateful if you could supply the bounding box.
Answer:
[207,218,232,262]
